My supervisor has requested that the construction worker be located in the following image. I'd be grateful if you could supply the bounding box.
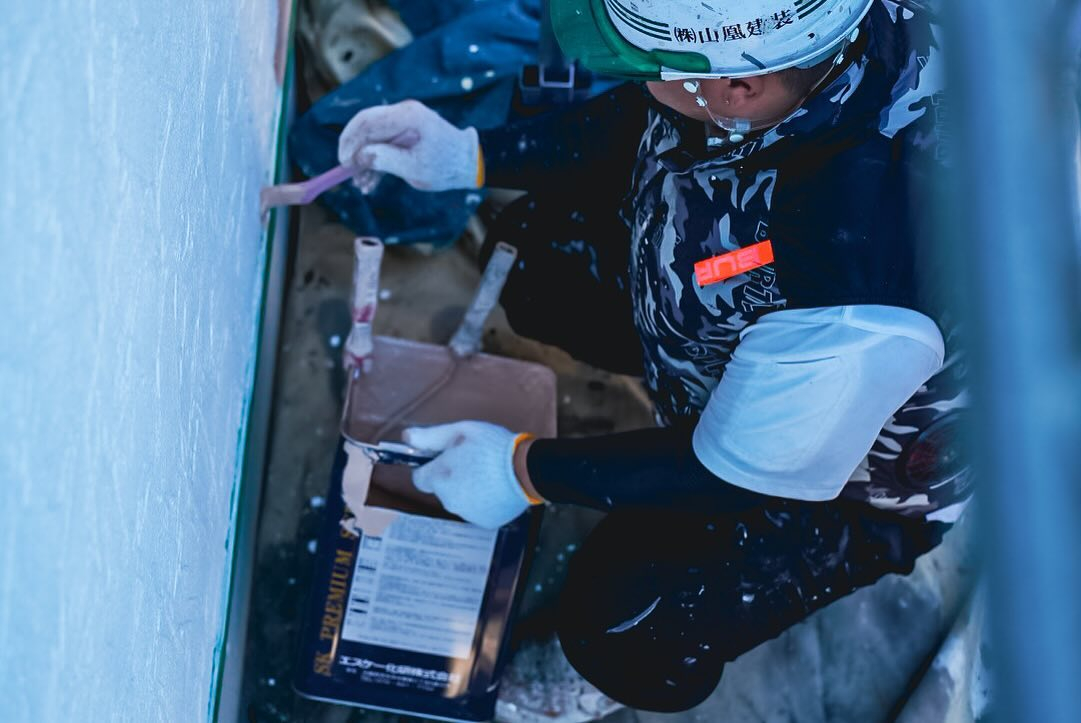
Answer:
[338,0,969,718]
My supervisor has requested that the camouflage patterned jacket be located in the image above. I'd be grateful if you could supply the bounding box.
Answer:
[623,0,970,521]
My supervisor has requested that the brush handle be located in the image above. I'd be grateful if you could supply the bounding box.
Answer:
[301,164,354,203]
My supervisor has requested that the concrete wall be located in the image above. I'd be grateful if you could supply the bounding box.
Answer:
[0,2,283,720]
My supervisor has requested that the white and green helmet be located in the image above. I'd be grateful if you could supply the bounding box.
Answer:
[550,0,875,79]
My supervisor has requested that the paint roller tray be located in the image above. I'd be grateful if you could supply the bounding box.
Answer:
[295,335,556,722]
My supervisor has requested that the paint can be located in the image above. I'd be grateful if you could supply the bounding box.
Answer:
[296,238,554,719]
[294,335,556,720]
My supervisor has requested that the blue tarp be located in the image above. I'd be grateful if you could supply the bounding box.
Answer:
[290,0,541,246]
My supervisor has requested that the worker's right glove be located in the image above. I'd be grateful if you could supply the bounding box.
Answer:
[337,100,482,193]
[403,421,532,529]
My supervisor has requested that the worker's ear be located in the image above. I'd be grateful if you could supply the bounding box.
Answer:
[697,75,766,113]
[722,76,765,112]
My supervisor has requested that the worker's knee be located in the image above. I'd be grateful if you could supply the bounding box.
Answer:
[555,593,725,712]
[553,510,730,712]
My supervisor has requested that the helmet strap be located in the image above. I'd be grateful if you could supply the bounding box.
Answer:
[702,24,869,147]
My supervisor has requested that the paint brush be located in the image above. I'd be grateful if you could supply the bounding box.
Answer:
[259,164,353,219]
[260,128,422,219]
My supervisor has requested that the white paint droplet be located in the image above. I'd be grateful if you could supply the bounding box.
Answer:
[484,69,495,78]
[267,677,277,686]
[378,288,392,301]
[742,592,756,603]
[461,76,474,91]
[310,495,326,508]
[307,539,317,554]
[328,335,341,348]
[468,44,479,53]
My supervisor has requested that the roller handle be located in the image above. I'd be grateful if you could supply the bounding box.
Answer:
[449,242,518,357]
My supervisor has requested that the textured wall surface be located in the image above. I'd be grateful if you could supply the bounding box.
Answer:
[0,1,281,720]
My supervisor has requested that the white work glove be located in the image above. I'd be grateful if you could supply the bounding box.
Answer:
[403,421,531,529]
[337,100,482,192]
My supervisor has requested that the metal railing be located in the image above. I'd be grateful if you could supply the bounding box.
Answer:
[947,1,1081,720]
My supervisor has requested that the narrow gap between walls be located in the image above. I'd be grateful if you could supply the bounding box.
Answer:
[208,2,299,720]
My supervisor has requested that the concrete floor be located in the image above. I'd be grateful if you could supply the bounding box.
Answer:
[237,202,977,723]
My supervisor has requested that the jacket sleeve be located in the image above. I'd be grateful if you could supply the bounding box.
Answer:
[478,82,651,191]
[526,306,944,512]
[527,425,775,513]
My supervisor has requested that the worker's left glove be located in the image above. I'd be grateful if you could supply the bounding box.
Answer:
[337,100,482,192]
[402,421,531,529]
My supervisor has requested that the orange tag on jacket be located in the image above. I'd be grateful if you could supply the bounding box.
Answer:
[694,240,775,286]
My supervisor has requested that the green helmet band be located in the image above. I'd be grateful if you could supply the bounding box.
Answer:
[550,0,712,80]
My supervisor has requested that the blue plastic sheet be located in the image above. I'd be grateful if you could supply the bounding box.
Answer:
[290,0,541,246]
